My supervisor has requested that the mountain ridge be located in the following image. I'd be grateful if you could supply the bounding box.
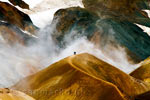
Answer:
[12,53,150,100]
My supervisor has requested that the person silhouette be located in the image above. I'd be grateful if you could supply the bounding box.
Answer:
[74,52,76,55]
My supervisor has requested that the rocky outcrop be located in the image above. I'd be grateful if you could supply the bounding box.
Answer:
[51,7,150,63]
[13,53,150,100]
[0,21,33,45]
[0,88,35,100]
[82,0,150,27]
[0,1,37,33]
[0,1,38,45]
[8,0,29,9]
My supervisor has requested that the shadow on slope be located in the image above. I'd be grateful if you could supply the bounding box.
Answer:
[13,53,150,100]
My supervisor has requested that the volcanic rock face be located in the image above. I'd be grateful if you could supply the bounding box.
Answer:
[0,1,36,33]
[82,0,150,27]
[8,0,29,9]
[0,88,35,100]
[51,7,150,63]
[13,53,150,100]
[0,21,33,45]
[0,1,37,45]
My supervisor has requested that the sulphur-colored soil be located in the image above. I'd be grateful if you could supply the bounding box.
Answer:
[13,53,150,100]
[0,88,35,100]
[130,58,150,83]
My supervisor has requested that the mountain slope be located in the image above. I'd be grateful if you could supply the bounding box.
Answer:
[0,21,33,45]
[0,88,35,100]
[130,57,150,83]
[130,58,150,100]
[0,1,37,33]
[13,53,150,100]
[0,1,38,45]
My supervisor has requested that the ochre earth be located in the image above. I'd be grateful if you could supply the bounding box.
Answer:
[13,53,150,100]
[0,88,35,100]
[130,58,150,83]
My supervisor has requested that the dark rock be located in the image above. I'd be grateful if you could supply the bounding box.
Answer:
[135,91,150,100]
[51,7,150,63]
[0,21,34,45]
[82,0,150,27]
[8,0,29,9]
[0,1,37,34]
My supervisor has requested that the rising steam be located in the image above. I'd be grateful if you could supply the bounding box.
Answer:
[0,22,140,87]
[0,0,143,87]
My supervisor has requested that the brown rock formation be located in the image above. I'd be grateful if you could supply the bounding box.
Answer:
[82,0,150,27]
[0,22,33,45]
[13,53,150,100]
[0,1,37,33]
[8,0,29,9]
[82,0,143,13]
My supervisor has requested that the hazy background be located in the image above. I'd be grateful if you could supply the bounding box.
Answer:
[0,0,149,87]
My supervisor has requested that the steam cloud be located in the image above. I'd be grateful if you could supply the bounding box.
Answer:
[0,0,143,88]
[0,21,140,87]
